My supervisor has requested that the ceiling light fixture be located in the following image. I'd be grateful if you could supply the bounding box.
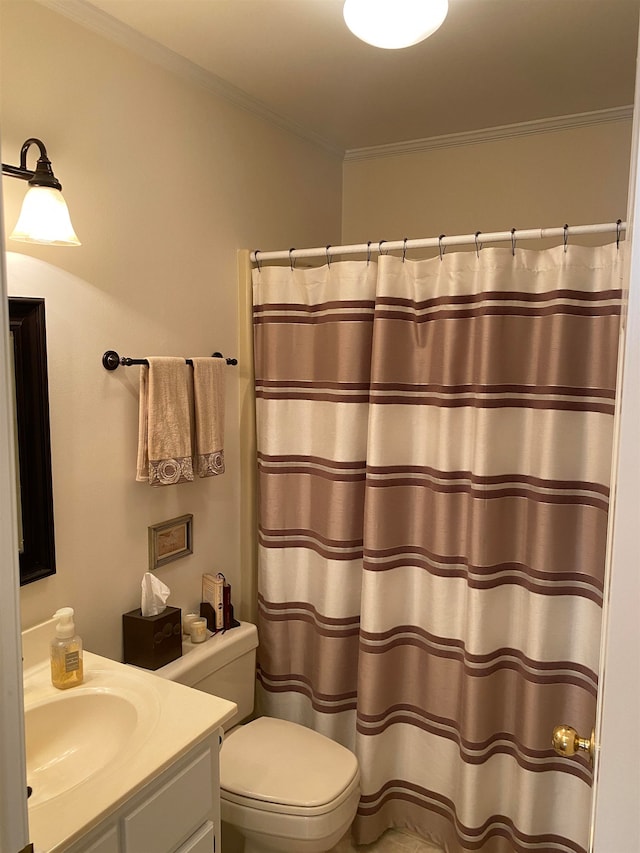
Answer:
[343,0,448,50]
[1,138,80,246]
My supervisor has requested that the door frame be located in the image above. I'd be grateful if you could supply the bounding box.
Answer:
[590,17,640,849]
[0,172,30,852]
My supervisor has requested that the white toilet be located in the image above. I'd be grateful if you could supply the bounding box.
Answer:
[155,622,360,853]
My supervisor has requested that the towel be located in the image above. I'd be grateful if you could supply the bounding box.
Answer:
[136,357,195,486]
[191,357,226,477]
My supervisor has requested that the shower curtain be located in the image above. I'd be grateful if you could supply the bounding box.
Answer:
[252,244,623,853]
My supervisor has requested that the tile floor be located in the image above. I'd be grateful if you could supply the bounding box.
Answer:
[223,821,444,853]
[331,827,444,853]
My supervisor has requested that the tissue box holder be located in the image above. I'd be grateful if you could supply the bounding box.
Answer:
[123,606,182,670]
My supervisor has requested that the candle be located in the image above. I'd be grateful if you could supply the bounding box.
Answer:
[190,618,207,644]
[182,612,199,636]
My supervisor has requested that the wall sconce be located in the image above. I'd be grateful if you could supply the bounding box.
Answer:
[1,137,80,246]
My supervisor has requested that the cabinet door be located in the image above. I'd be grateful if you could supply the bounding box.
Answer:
[123,747,214,853]
[83,826,119,853]
[175,821,215,853]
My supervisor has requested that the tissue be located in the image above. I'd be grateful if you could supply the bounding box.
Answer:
[141,571,170,617]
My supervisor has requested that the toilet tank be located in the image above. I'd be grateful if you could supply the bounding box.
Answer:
[154,621,258,730]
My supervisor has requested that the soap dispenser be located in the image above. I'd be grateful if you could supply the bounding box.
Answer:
[50,607,84,689]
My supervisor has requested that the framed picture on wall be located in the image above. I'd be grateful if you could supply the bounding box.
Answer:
[148,514,193,570]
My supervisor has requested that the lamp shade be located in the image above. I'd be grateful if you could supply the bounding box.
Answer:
[343,0,448,49]
[10,185,81,246]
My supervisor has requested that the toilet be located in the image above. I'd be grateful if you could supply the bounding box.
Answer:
[155,622,360,853]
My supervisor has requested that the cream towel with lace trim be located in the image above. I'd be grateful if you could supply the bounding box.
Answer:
[136,357,194,486]
[192,357,225,477]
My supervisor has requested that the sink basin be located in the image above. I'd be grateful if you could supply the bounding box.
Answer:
[25,681,160,807]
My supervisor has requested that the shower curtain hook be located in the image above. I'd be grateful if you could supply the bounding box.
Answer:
[402,237,408,263]
[563,224,569,254]
[254,249,262,272]
[289,248,296,271]
[439,234,446,262]
[367,240,372,265]
[617,219,622,250]
[475,231,482,258]
[326,245,332,268]
[511,228,517,257]
[379,240,388,255]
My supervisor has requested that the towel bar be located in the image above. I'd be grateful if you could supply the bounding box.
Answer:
[102,350,238,370]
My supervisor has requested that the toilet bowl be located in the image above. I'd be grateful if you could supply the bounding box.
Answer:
[155,622,360,853]
[221,717,360,853]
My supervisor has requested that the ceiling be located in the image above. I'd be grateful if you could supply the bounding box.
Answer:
[75,0,639,152]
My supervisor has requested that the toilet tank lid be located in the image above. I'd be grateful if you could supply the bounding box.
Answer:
[153,621,258,685]
[220,717,359,809]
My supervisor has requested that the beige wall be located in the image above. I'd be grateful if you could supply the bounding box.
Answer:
[1,0,343,659]
[342,121,632,247]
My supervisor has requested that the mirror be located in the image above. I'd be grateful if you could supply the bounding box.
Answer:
[8,297,56,585]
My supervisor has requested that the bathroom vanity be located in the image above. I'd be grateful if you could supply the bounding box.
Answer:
[63,735,220,853]
[22,619,236,853]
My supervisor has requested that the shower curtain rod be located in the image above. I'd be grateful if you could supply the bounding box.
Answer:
[251,221,626,265]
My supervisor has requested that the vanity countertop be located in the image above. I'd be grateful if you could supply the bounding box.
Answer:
[22,621,236,853]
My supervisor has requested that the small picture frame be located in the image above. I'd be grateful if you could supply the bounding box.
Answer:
[149,514,193,570]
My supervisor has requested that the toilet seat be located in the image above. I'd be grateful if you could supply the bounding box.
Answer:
[220,717,360,817]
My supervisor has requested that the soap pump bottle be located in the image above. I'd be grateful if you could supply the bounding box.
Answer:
[50,607,84,689]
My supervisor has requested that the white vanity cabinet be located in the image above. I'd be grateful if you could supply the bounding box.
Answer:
[65,732,222,853]
[23,632,236,853]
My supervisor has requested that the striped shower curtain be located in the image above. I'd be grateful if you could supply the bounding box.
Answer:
[252,244,623,853]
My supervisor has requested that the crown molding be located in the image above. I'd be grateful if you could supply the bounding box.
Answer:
[35,0,345,159]
[31,2,634,166]
[344,106,634,161]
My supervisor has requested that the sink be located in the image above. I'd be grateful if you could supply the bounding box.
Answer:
[25,680,160,807]
[20,622,237,853]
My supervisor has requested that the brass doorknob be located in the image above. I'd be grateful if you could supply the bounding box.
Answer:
[552,725,595,763]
